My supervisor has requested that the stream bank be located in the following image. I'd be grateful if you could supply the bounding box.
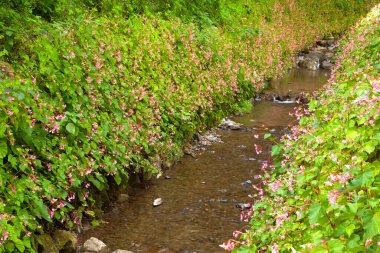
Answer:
[77,50,332,252]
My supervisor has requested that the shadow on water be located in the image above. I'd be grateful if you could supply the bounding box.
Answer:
[78,68,330,253]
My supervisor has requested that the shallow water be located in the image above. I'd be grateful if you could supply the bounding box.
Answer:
[78,68,329,253]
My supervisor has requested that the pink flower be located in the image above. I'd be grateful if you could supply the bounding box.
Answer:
[2,232,8,240]
[219,240,235,250]
[365,239,373,247]
[328,190,340,205]
[254,144,262,154]
[272,243,279,253]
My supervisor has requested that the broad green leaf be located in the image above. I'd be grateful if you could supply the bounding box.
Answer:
[0,141,7,159]
[346,130,359,140]
[346,224,356,237]
[364,211,380,239]
[309,202,322,224]
[115,173,121,185]
[88,176,104,191]
[66,123,76,135]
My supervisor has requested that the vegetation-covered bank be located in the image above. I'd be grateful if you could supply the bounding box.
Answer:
[228,4,380,253]
[0,0,377,251]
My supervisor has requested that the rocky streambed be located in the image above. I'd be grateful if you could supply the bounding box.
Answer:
[74,40,332,253]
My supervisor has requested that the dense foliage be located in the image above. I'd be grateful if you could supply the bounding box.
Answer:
[228,4,380,252]
[0,0,377,251]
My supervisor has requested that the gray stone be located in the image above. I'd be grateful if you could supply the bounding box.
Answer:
[321,60,333,69]
[308,51,327,62]
[219,118,242,130]
[153,198,163,207]
[298,57,319,70]
[83,237,110,252]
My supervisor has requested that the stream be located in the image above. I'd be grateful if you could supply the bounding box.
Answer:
[78,68,330,253]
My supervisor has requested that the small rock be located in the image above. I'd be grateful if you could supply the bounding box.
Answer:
[241,180,252,190]
[219,118,242,130]
[83,237,110,253]
[247,157,256,161]
[237,145,247,149]
[153,198,163,207]
[321,60,333,69]
[117,194,129,203]
[299,56,319,70]
[236,203,252,210]
[113,250,134,253]
[218,199,228,203]
[164,175,171,179]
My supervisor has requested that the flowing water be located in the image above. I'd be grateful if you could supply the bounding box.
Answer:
[78,68,330,253]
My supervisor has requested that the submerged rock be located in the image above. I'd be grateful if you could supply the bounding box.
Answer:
[117,194,129,203]
[83,237,110,252]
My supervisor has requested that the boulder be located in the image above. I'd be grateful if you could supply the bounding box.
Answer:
[298,56,319,70]
[83,237,110,253]
[308,51,327,62]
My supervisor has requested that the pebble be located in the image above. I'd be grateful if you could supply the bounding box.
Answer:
[236,203,252,210]
[153,198,163,207]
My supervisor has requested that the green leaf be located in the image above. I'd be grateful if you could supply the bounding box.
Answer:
[264,133,271,139]
[66,123,76,135]
[309,202,322,224]
[346,130,359,140]
[364,211,380,239]
[33,199,51,221]
[363,141,376,154]
[115,173,121,185]
[0,141,7,159]
[271,145,282,156]
[346,224,355,237]
[88,176,104,191]
[13,238,25,252]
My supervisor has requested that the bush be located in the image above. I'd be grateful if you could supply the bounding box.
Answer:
[229,4,380,252]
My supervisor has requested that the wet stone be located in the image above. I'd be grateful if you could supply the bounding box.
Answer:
[236,203,252,210]
[219,118,242,130]
[83,237,110,253]
[153,198,163,207]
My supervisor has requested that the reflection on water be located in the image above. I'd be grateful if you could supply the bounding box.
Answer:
[78,68,329,252]
[270,68,330,97]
